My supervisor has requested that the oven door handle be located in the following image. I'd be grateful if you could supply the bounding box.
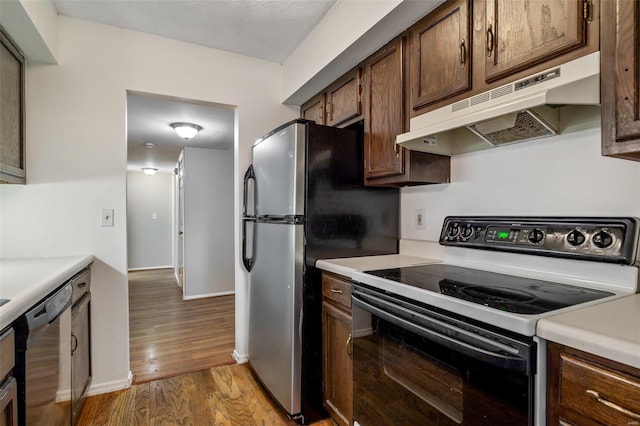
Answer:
[353,294,528,373]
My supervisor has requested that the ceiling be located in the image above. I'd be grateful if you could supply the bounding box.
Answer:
[127,93,234,172]
[51,0,336,64]
[54,0,337,173]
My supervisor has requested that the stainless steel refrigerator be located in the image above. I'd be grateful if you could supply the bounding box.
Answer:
[242,119,398,424]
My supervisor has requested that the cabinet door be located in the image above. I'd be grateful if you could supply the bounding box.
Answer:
[0,30,25,184]
[484,0,588,83]
[326,68,361,127]
[547,342,640,426]
[364,38,406,179]
[601,0,640,160]
[322,300,352,426]
[0,377,17,426]
[409,0,470,114]
[71,295,91,422]
[301,93,325,125]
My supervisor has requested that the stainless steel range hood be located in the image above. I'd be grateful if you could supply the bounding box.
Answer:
[397,52,600,156]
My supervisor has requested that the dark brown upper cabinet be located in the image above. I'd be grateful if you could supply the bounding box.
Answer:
[364,37,450,186]
[325,68,362,127]
[601,0,640,161]
[409,0,471,115]
[301,93,326,125]
[0,28,25,184]
[410,0,598,116]
[364,38,406,180]
[484,0,591,83]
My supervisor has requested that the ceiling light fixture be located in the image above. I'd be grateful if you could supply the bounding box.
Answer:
[142,167,158,176]
[171,122,202,140]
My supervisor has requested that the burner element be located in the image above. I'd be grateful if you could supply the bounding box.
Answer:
[528,283,585,296]
[459,286,537,303]
[364,264,614,315]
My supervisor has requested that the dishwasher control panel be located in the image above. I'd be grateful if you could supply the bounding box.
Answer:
[440,216,639,265]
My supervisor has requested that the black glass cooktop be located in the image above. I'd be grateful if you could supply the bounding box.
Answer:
[364,264,614,314]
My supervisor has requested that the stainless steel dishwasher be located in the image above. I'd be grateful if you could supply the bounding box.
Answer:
[14,283,72,426]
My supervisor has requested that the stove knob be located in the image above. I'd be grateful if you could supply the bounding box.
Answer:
[527,228,545,244]
[447,223,461,239]
[567,229,586,246]
[592,231,614,248]
[460,224,474,240]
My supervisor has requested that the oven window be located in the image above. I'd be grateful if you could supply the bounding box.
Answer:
[353,317,531,426]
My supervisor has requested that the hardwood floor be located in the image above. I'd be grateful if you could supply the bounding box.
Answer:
[129,269,235,383]
[76,363,336,426]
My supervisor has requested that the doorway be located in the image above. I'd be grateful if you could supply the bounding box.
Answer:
[125,91,236,382]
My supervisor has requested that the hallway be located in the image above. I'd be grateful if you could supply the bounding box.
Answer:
[128,269,235,383]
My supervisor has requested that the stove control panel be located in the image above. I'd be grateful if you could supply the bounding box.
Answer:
[440,217,640,265]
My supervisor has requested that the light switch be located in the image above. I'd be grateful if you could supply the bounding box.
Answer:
[152,213,157,220]
[101,208,114,227]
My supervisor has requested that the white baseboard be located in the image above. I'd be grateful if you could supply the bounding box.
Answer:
[232,350,248,364]
[183,290,235,300]
[128,265,173,272]
[56,388,71,402]
[85,371,133,396]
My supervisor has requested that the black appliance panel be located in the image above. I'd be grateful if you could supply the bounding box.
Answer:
[439,216,639,264]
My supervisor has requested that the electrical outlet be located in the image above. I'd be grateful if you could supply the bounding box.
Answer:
[101,208,114,227]
[415,209,426,231]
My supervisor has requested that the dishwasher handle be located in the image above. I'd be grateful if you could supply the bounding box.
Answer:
[25,284,72,333]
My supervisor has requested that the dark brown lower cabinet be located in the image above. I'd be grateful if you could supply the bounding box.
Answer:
[322,273,352,426]
[547,342,640,425]
[71,293,91,423]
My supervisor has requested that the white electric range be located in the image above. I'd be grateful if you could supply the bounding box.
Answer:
[350,217,639,426]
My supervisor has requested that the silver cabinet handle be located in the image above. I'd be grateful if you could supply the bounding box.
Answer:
[346,334,353,357]
[486,24,494,57]
[71,334,78,353]
[330,288,343,294]
[586,390,640,420]
[460,39,466,66]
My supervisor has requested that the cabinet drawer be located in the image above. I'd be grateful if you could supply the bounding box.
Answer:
[322,274,352,310]
[559,353,640,425]
[0,327,14,379]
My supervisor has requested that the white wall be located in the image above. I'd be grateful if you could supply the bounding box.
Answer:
[127,170,173,270]
[401,127,640,244]
[0,15,297,393]
[182,147,234,298]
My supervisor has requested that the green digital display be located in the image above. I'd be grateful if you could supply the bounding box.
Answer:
[497,231,510,240]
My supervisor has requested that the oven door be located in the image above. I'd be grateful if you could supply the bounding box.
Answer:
[352,284,535,426]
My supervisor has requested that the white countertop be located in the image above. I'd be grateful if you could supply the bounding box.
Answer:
[315,254,440,277]
[0,255,94,330]
[537,294,640,369]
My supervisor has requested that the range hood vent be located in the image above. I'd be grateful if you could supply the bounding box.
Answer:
[397,52,600,156]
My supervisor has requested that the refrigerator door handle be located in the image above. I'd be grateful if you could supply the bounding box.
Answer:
[242,218,255,271]
[243,164,256,218]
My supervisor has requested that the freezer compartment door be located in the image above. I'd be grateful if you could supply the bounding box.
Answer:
[252,122,306,217]
[248,221,304,415]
